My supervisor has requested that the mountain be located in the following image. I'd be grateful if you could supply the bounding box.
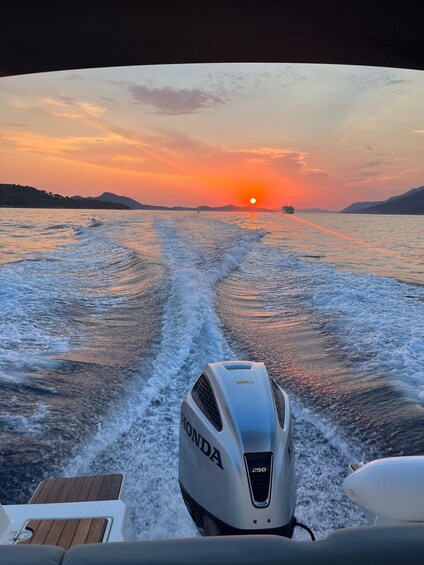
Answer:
[83,192,274,212]
[341,200,384,213]
[195,204,272,212]
[91,192,169,210]
[341,185,424,214]
[1,184,130,209]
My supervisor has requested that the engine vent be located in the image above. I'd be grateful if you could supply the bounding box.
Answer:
[271,379,286,429]
[245,452,273,507]
[223,362,252,370]
[180,484,204,530]
[192,374,223,431]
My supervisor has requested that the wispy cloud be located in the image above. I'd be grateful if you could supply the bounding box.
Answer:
[359,171,380,177]
[354,71,411,89]
[10,95,107,119]
[348,173,399,184]
[362,155,405,169]
[98,96,118,110]
[1,122,27,127]
[227,147,307,168]
[0,104,195,176]
[305,168,329,176]
[43,97,106,119]
[129,85,226,114]
[0,89,332,188]
[0,130,109,156]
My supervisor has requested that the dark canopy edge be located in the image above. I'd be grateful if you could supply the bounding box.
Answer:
[1,1,424,77]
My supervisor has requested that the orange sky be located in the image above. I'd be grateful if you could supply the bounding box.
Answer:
[1,64,423,210]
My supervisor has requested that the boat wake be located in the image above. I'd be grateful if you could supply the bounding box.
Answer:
[64,218,365,540]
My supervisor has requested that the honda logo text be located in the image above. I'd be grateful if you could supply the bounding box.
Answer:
[181,413,224,470]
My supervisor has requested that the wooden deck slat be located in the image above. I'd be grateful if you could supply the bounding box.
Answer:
[31,520,54,545]
[55,476,77,503]
[21,519,55,544]
[97,473,123,501]
[21,475,117,548]
[96,476,111,502]
[86,518,107,544]
[86,475,104,501]
[76,475,96,502]
[44,477,67,504]
[106,474,123,500]
[29,474,123,504]
[65,476,87,502]
[71,519,94,546]
[57,519,80,550]
[30,478,57,504]
[17,518,108,549]
[44,519,68,546]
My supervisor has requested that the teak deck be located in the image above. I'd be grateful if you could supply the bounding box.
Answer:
[17,518,108,549]
[29,473,123,504]
[16,474,123,548]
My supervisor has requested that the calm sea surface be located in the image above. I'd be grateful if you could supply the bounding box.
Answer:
[0,209,423,539]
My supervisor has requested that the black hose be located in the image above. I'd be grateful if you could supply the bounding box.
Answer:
[294,519,316,541]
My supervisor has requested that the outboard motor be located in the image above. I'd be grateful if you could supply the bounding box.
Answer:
[179,361,296,537]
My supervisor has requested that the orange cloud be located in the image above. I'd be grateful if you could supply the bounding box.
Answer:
[1,94,338,208]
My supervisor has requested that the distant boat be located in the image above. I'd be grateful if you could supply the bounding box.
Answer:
[282,204,294,214]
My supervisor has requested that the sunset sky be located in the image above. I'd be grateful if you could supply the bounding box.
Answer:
[1,63,423,210]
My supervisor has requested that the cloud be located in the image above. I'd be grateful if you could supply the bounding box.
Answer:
[228,147,307,168]
[64,73,85,81]
[10,95,107,120]
[0,112,196,177]
[305,168,329,176]
[362,155,405,169]
[98,96,118,110]
[1,122,27,127]
[348,173,399,184]
[128,85,226,114]
[356,71,411,89]
[413,130,424,134]
[359,171,380,177]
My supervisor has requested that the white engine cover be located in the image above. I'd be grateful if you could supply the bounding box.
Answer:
[179,361,295,535]
[343,456,424,524]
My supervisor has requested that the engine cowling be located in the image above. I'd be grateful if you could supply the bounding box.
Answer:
[178,361,296,536]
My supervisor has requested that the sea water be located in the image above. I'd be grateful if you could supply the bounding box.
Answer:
[0,208,423,539]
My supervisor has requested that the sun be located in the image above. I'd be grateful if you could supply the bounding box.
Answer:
[250,197,257,205]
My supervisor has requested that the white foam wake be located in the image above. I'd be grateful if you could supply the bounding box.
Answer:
[65,219,263,537]
[64,218,365,540]
[304,264,424,403]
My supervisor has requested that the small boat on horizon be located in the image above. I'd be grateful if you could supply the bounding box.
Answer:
[282,204,294,214]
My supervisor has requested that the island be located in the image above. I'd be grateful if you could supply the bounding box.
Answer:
[341,185,424,215]
[0,184,130,209]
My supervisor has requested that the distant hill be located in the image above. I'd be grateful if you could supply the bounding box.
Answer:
[74,192,169,210]
[341,185,424,214]
[1,184,130,209]
[83,192,275,212]
[340,200,383,213]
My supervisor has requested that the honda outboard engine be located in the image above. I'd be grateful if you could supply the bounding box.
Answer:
[179,361,296,537]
